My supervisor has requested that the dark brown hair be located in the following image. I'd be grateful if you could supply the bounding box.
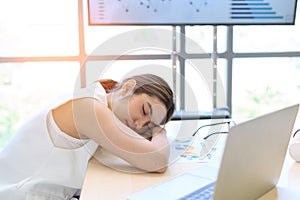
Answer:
[99,74,175,124]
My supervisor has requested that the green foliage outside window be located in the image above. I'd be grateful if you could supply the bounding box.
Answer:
[0,105,19,149]
[234,86,289,119]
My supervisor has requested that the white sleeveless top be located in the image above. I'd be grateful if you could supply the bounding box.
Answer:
[0,82,106,199]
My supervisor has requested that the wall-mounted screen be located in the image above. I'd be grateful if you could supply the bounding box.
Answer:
[88,0,298,25]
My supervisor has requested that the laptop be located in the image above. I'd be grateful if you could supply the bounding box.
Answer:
[127,104,299,200]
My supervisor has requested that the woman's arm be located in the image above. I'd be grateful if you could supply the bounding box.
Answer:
[71,98,170,172]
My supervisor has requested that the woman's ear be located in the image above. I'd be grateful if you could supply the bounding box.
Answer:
[121,79,136,96]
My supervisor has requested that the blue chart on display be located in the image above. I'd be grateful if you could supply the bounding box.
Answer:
[88,0,298,25]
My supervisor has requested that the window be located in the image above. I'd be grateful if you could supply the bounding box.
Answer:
[185,26,227,53]
[232,58,300,118]
[233,25,300,53]
[0,0,80,150]
[231,5,300,118]
[1,0,300,150]
[0,62,79,149]
[0,0,79,57]
[84,26,173,56]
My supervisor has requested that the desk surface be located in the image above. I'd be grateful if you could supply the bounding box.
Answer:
[80,119,300,200]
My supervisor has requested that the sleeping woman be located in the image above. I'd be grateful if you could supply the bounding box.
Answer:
[0,73,175,199]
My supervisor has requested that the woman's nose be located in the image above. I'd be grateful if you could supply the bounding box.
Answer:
[135,117,150,129]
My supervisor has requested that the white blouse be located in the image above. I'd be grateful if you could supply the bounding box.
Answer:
[0,82,106,199]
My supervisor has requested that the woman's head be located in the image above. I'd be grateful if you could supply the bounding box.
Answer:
[106,74,175,133]
[118,74,174,123]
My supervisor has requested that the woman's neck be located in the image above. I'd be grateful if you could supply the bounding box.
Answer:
[107,93,112,110]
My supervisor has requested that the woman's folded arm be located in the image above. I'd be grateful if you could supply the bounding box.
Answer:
[73,98,170,172]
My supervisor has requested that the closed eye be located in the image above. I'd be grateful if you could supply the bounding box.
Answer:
[142,103,151,116]
[142,104,147,115]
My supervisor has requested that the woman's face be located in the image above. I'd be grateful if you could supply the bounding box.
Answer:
[112,93,167,134]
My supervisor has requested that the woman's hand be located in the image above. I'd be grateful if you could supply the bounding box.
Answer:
[136,126,169,172]
[138,126,166,141]
[151,126,166,138]
[149,126,169,173]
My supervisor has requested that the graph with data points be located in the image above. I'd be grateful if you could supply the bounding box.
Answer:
[88,0,297,25]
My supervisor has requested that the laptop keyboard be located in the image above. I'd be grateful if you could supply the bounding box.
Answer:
[179,182,215,200]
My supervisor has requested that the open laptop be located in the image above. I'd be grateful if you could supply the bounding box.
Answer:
[127,104,299,200]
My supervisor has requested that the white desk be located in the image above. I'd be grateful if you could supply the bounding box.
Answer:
[80,119,300,200]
